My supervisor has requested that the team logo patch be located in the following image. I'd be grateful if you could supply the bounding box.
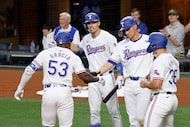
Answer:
[154,70,160,75]
[88,15,93,20]
[121,21,124,28]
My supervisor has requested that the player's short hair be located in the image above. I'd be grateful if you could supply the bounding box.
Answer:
[42,23,55,31]
[59,12,71,21]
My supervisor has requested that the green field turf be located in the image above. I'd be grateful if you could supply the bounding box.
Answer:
[0,98,190,127]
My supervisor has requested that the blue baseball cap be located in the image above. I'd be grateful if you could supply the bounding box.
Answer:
[84,12,100,24]
[119,16,137,31]
[55,32,71,45]
[147,32,167,53]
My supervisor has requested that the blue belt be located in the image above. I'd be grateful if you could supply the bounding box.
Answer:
[153,92,173,95]
[44,84,69,88]
[129,77,139,81]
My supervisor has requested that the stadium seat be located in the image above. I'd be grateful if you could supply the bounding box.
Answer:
[18,44,31,52]
[0,42,12,65]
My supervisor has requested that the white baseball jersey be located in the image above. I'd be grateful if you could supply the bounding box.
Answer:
[42,32,56,49]
[109,34,154,78]
[150,53,180,93]
[79,30,122,126]
[144,53,179,127]
[79,30,117,72]
[32,46,86,86]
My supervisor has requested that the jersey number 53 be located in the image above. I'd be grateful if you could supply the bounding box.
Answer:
[48,60,68,77]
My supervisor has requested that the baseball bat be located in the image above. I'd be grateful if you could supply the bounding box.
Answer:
[102,85,118,103]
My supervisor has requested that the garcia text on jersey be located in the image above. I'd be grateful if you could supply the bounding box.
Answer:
[50,50,71,60]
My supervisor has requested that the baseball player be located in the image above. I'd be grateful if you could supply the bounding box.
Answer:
[14,32,105,127]
[96,16,154,127]
[72,12,122,127]
[140,32,179,127]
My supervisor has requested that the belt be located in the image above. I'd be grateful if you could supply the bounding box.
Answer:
[44,84,70,88]
[129,77,139,81]
[153,92,173,95]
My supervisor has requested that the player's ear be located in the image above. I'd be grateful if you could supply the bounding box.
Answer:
[98,21,101,26]
[49,28,53,32]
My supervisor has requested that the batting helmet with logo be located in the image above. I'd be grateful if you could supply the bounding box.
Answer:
[119,16,137,31]
[147,32,167,53]
[84,12,100,24]
[55,32,71,45]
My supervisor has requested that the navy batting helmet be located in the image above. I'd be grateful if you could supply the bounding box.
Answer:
[147,32,167,53]
[119,16,137,31]
[55,32,71,45]
[84,12,100,24]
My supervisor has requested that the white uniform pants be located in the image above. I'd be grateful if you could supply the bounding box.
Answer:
[88,74,123,127]
[124,79,151,127]
[144,93,178,127]
[42,86,73,127]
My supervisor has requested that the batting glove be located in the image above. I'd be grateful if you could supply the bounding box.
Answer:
[115,75,124,89]
[97,75,105,86]
[90,71,100,76]
[14,87,24,101]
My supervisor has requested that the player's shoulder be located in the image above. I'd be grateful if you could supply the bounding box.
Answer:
[157,53,179,64]
[82,33,91,40]
[141,34,149,39]
[117,39,126,45]
[101,30,116,38]
[140,34,151,44]
[140,21,147,26]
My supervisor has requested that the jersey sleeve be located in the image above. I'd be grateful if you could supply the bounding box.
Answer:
[151,60,165,80]
[32,51,44,69]
[72,30,80,44]
[175,26,185,46]
[72,54,86,74]
[108,46,121,65]
[107,35,117,54]
[78,38,85,50]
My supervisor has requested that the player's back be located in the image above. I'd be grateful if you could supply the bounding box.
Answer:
[153,53,179,92]
[34,46,85,86]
